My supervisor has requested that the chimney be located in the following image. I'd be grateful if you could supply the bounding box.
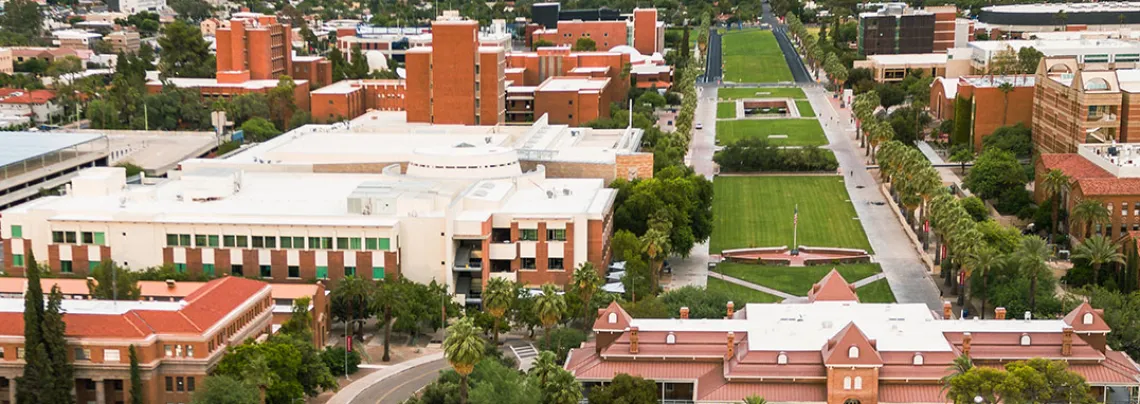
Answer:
[1024,311,1032,321]
[962,332,972,357]
[166,279,176,289]
[680,307,690,319]
[727,331,735,357]
[943,302,953,319]
[629,326,639,354]
[726,301,735,318]
[995,307,1007,320]
[1062,327,1073,356]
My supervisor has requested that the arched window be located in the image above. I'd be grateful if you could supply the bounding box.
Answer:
[1048,63,1072,73]
[1020,334,1032,346]
[1085,78,1111,91]
[777,352,788,364]
[1083,312,1094,325]
[666,332,676,344]
[913,353,924,365]
[607,313,617,323]
[854,376,863,390]
[843,376,852,390]
[848,346,859,358]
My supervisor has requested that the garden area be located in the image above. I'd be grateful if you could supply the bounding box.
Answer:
[721,30,794,83]
[710,176,872,254]
[713,262,896,303]
[716,119,827,146]
[718,87,806,100]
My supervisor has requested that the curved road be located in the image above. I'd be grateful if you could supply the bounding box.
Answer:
[352,358,451,404]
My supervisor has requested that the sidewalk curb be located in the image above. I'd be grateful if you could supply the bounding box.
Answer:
[326,352,446,404]
[876,183,936,273]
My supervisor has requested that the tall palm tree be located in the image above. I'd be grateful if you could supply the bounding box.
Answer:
[482,277,515,345]
[1014,235,1051,312]
[743,396,769,404]
[571,262,602,330]
[962,247,1001,319]
[1071,198,1111,240]
[332,275,372,340]
[1073,235,1125,286]
[444,317,485,404]
[544,368,584,404]
[534,283,566,347]
[370,278,404,362]
[530,350,561,387]
[998,82,1015,125]
[1041,169,1071,244]
[940,354,973,393]
[641,213,672,293]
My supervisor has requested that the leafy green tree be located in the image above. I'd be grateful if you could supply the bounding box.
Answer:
[963,247,1002,318]
[214,334,337,404]
[46,56,83,78]
[534,283,566,347]
[444,317,485,404]
[482,277,515,344]
[158,20,216,78]
[228,93,271,126]
[949,147,973,175]
[945,358,1095,404]
[537,327,586,364]
[17,251,50,404]
[320,346,361,376]
[964,149,1027,200]
[42,286,73,404]
[982,124,1032,158]
[961,196,988,222]
[532,39,554,50]
[137,43,156,70]
[537,363,583,404]
[1018,46,1044,74]
[240,117,282,142]
[586,373,658,404]
[611,166,713,260]
[288,111,311,130]
[87,99,120,129]
[635,91,666,109]
[1073,235,1124,286]
[267,76,299,130]
[0,0,44,45]
[87,259,142,300]
[572,37,597,51]
[952,96,973,148]
[279,297,313,340]
[129,345,144,404]
[328,47,348,82]
[191,376,260,404]
[348,45,370,79]
[169,0,215,21]
[743,396,768,404]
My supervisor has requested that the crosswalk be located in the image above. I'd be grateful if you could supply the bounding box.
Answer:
[509,342,539,371]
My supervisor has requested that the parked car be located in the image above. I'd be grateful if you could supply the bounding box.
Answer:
[695,123,704,130]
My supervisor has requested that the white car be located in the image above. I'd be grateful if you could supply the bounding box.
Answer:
[695,123,704,130]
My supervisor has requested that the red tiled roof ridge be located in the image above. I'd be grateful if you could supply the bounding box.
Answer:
[1039,153,1113,181]
[177,310,204,332]
[807,269,858,302]
[123,311,154,335]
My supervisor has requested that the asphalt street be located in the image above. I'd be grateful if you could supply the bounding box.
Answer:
[704,28,723,82]
[763,3,813,83]
[352,358,451,404]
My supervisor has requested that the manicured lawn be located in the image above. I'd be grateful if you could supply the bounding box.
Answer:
[722,30,794,83]
[718,87,807,100]
[717,102,737,119]
[706,277,784,303]
[716,119,827,146]
[857,279,898,303]
[713,262,883,295]
[796,100,816,117]
[711,176,873,253]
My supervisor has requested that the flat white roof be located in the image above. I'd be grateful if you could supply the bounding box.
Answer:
[960,75,1035,88]
[969,38,1140,52]
[0,132,104,169]
[538,77,609,92]
[154,77,309,90]
[0,297,184,315]
[867,53,948,65]
[983,2,1140,14]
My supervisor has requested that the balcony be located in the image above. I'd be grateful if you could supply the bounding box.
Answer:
[489,242,517,260]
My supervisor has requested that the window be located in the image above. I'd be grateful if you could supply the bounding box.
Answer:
[337,237,349,249]
[777,352,788,364]
[0,347,4,358]
[187,377,195,392]
[10,225,21,238]
[521,258,536,269]
[666,332,676,344]
[82,231,95,244]
[316,266,327,279]
[11,254,24,267]
[373,267,385,279]
[179,234,191,247]
[913,353,924,365]
[280,237,293,249]
[519,229,538,241]
[113,380,123,391]
[1083,312,1094,325]
[848,346,859,358]
[66,231,77,244]
[547,229,566,241]
[252,236,265,248]
[350,238,362,250]
[175,345,182,357]
[165,345,173,357]
[165,377,173,392]
[843,376,852,390]
[194,234,207,247]
[203,264,215,277]
[74,348,91,361]
[1020,334,1031,346]
[223,235,236,247]
[231,264,243,276]
[60,260,73,274]
[260,265,272,278]
[187,345,194,358]
[548,258,564,270]
[166,234,180,246]
[208,235,220,248]
[345,266,356,277]
[54,231,66,243]
[175,263,186,273]
[235,235,248,248]
[854,376,863,390]
[288,265,300,278]
[104,349,121,362]
[366,238,391,250]
[176,377,185,392]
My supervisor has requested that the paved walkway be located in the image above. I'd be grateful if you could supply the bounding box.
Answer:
[708,271,799,299]
[851,272,887,288]
[327,352,447,404]
[668,83,722,289]
[806,86,945,312]
[917,140,973,197]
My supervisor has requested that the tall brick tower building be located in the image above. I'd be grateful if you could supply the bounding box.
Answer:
[406,16,506,125]
[216,13,293,81]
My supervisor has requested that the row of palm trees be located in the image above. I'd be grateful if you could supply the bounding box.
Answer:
[1033,169,1125,287]
[852,90,895,161]
[785,13,847,91]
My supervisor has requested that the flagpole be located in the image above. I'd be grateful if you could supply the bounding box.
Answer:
[793,204,799,253]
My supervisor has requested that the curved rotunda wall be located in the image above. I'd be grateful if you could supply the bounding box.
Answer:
[404,146,524,179]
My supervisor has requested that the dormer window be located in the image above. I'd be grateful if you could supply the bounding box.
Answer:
[913,353,924,365]
[848,346,859,358]
[607,313,617,323]
[777,352,788,364]
[666,332,676,344]
[1020,333,1031,346]
[1083,312,1094,325]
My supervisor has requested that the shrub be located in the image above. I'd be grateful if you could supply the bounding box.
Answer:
[713,138,838,172]
[995,187,1034,217]
[983,123,1033,158]
[964,148,1026,200]
[961,196,989,222]
[320,346,361,375]
[537,327,587,364]
[115,162,144,177]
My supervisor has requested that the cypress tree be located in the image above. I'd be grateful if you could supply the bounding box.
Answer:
[17,251,47,404]
[129,345,144,404]
[42,286,74,404]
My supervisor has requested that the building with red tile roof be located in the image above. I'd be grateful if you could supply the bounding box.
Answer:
[0,88,61,125]
[0,276,279,404]
[566,272,1140,403]
[1035,144,1140,241]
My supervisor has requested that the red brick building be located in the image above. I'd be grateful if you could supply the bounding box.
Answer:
[567,270,1140,403]
[310,79,405,123]
[930,75,1035,151]
[531,7,663,56]
[216,13,293,81]
[405,18,506,126]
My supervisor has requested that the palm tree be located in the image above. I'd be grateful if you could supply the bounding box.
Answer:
[241,356,277,404]
[1073,235,1125,286]
[869,120,895,162]
[333,275,372,340]
[1014,235,1051,312]
[534,283,566,347]
[940,354,973,393]
[482,277,515,345]
[571,262,602,330]
[370,278,404,362]
[641,212,672,292]
[1041,169,1071,244]
[530,350,561,386]
[743,396,768,404]
[1071,198,1110,240]
[998,82,1015,125]
[962,247,1001,319]
[444,317,485,404]
[948,148,973,175]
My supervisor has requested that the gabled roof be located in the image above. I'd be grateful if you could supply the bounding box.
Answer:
[1063,301,1112,333]
[821,322,883,367]
[593,301,632,332]
[1039,154,1112,181]
[807,269,858,302]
